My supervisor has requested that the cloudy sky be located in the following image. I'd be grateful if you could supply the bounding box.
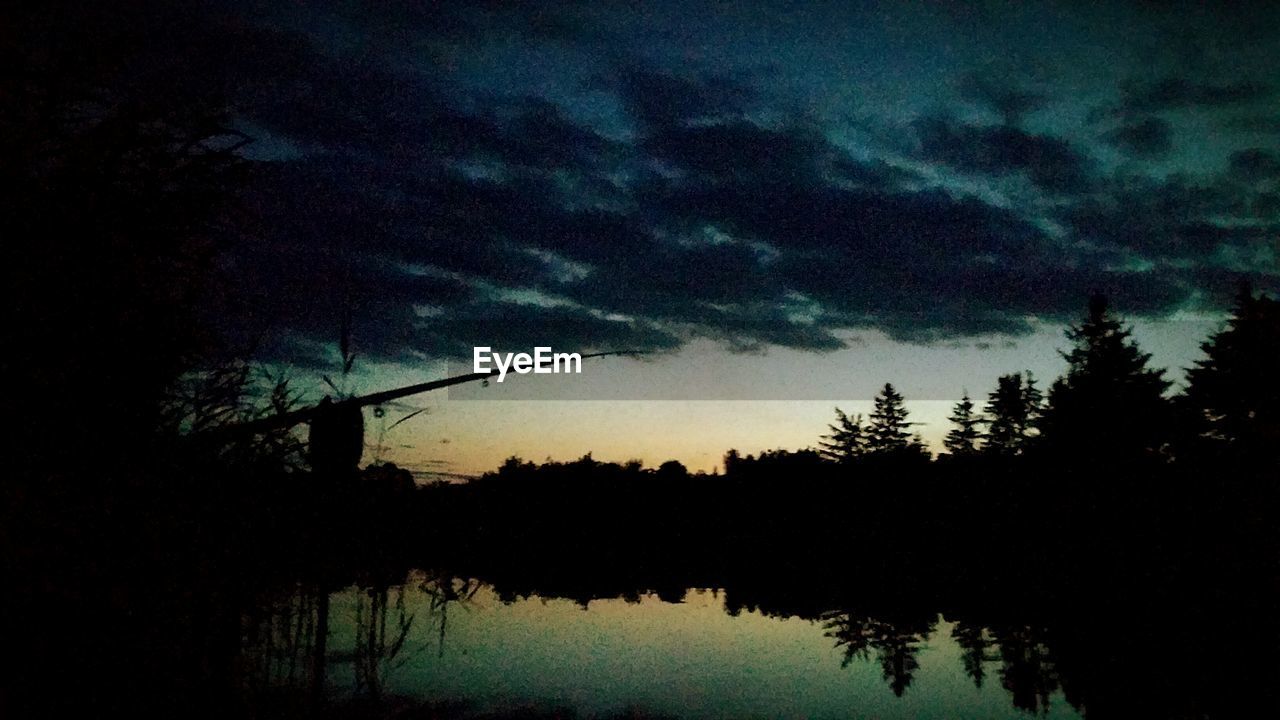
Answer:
[185,1,1279,474]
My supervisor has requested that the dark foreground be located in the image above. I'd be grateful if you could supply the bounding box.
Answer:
[7,455,1277,719]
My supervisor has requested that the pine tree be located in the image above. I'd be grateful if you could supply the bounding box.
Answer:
[984,373,1028,456]
[1021,372,1044,442]
[867,383,926,457]
[819,408,867,464]
[945,392,982,456]
[1039,293,1171,458]
[982,372,1043,456]
[1181,283,1280,454]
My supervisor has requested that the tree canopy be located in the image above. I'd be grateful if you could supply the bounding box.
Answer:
[944,393,982,456]
[983,372,1042,456]
[820,408,868,464]
[1038,294,1171,460]
[1181,284,1280,460]
[867,384,929,459]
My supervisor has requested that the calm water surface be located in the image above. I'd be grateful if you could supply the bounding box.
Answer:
[250,573,1082,719]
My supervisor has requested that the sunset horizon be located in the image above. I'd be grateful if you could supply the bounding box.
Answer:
[7,2,1278,718]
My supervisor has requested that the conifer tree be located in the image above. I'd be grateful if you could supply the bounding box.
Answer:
[819,408,867,464]
[1181,283,1280,454]
[945,392,982,456]
[983,372,1043,456]
[984,373,1028,456]
[1039,294,1171,458]
[1021,372,1044,442]
[867,383,928,458]
[868,384,911,452]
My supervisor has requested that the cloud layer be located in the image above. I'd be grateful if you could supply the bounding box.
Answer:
[184,1,1280,368]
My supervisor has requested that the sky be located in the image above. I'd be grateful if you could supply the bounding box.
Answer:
[174,1,1279,475]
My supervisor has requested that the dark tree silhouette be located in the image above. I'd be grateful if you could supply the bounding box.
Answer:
[1180,283,1280,460]
[823,611,882,668]
[866,383,928,458]
[1039,294,1171,460]
[723,448,742,476]
[876,621,932,697]
[3,3,251,482]
[1023,372,1044,437]
[995,625,1060,714]
[985,375,1023,455]
[819,408,867,464]
[982,372,1042,456]
[952,621,998,689]
[657,459,690,479]
[944,392,983,456]
[822,611,934,697]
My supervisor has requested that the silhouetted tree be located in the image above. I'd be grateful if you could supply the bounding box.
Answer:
[819,408,867,464]
[823,611,882,667]
[723,449,742,476]
[496,456,536,479]
[4,3,251,481]
[1180,283,1280,460]
[656,459,689,479]
[1023,372,1044,429]
[952,622,998,688]
[824,610,933,696]
[984,374,1023,456]
[945,392,982,456]
[867,384,927,458]
[983,372,1041,456]
[996,625,1060,714]
[877,623,931,697]
[1039,294,1171,460]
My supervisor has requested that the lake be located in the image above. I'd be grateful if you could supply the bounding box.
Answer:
[241,573,1082,719]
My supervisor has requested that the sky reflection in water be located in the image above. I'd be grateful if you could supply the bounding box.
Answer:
[320,578,1081,719]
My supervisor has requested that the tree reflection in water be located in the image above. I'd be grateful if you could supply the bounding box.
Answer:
[822,610,936,697]
[226,566,1277,719]
[237,573,481,712]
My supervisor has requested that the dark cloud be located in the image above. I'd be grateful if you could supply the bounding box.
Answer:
[1249,192,1280,219]
[222,27,446,156]
[224,0,591,51]
[647,121,830,185]
[497,99,623,171]
[564,238,778,317]
[414,300,682,359]
[610,67,754,132]
[1062,170,1279,268]
[958,75,1046,123]
[1118,78,1272,114]
[152,7,1278,367]
[913,116,1094,195]
[1102,117,1174,159]
[695,303,847,353]
[1229,149,1280,182]
[1223,115,1280,135]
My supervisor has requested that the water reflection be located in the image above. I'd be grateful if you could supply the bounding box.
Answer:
[951,621,997,689]
[993,624,1058,714]
[821,610,937,697]
[238,574,1091,719]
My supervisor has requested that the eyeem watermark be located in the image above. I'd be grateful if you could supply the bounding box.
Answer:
[473,347,582,382]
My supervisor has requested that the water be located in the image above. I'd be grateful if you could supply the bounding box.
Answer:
[244,574,1082,719]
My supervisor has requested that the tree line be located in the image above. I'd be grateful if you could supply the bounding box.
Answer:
[806,286,1279,470]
